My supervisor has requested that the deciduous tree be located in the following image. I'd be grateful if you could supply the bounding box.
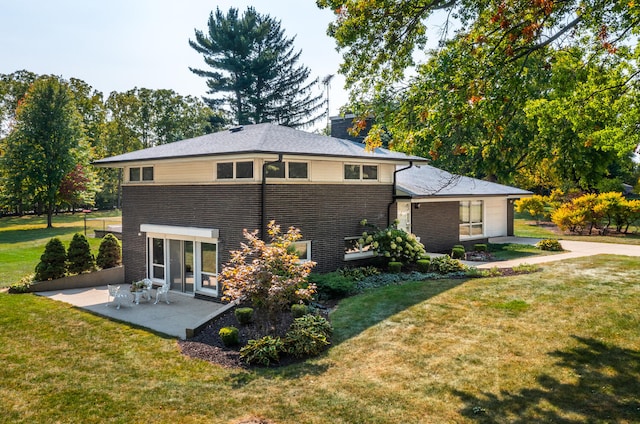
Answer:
[2,76,83,227]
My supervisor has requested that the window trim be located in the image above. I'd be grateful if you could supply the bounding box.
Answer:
[344,163,379,182]
[129,166,154,182]
[216,160,255,181]
[292,240,312,263]
[264,161,310,181]
[344,236,375,260]
[459,200,484,239]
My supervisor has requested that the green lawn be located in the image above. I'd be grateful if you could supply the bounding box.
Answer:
[0,211,121,286]
[1,255,638,423]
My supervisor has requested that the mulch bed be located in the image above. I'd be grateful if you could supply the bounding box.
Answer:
[178,305,331,369]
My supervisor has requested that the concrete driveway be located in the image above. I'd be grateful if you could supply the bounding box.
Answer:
[474,237,640,268]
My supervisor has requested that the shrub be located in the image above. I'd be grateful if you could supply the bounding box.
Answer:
[310,272,355,299]
[359,219,426,263]
[219,326,239,346]
[536,239,563,251]
[388,261,402,273]
[284,314,333,358]
[474,244,488,252]
[8,274,35,294]
[240,336,285,366]
[429,255,467,274]
[35,238,67,281]
[67,233,95,274]
[291,303,309,318]
[451,246,466,259]
[234,307,254,325]
[219,221,316,325]
[337,266,379,281]
[96,233,122,269]
[416,258,430,272]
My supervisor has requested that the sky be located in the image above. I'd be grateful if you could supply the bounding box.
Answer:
[0,0,349,125]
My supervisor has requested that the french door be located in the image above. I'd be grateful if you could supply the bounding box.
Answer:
[149,237,218,296]
[169,240,194,293]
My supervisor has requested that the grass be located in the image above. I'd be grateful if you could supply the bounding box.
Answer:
[1,255,639,423]
[0,211,121,287]
[515,217,640,245]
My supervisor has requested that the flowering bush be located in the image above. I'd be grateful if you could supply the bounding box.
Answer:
[359,219,426,263]
[219,221,316,325]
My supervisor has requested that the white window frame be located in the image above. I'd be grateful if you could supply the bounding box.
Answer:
[293,240,312,263]
[264,161,310,181]
[344,163,379,181]
[460,200,484,239]
[128,166,154,182]
[344,236,375,260]
[215,160,255,181]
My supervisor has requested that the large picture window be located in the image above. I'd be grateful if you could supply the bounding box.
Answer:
[460,200,483,238]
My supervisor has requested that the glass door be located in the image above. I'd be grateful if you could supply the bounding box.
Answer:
[168,239,195,293]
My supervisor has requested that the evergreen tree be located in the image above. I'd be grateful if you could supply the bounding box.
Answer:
[35,238,67,281]
[96,233,122,269]
[67,233,95,274]
[189,7,325,128]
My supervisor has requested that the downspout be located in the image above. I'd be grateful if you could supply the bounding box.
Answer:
[388,161,414,227]
[261,154,283,240]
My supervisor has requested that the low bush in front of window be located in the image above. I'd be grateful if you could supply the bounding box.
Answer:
[388,261,403,273]
[451,246,466,259]
[359,219,426,264]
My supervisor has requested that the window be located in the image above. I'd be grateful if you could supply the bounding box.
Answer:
[344,164,378,181]
[265,162,285,178]
[142,166,154,181]
[344,164,360,180]
[460,200,483,238]
[236,161,254,179]
[216,161,253,180]
[288,162,308,179]
[151,238,165,279]
[264,161,308,180]
[129,167,140,182]
[344,236,374,260]
[200,243,218,292]
[216,162,233,179]
[293,240,311,262]
[363,165,378,180]
[129,166,153,182]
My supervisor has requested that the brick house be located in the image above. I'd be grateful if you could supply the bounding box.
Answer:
[95,123,529,300]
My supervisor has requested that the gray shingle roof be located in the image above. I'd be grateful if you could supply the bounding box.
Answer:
[397,165,531,197]
[94,123,428,165]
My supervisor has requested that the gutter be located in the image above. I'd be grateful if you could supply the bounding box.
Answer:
[261,154,283,240]
[388,161,414,227]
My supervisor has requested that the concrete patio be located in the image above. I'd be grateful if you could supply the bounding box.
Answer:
[37,286,234,339]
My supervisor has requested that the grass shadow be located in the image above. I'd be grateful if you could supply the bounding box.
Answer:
[453,335,640,422]
[330,278,467,345]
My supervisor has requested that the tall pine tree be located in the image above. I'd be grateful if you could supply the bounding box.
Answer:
[189,7,325,128]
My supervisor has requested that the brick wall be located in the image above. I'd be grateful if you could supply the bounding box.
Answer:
[411,201,460,252]
[122,183,393,283]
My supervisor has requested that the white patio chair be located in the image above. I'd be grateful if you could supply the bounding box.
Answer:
[107,284,130,310]
[154,280,170,304]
